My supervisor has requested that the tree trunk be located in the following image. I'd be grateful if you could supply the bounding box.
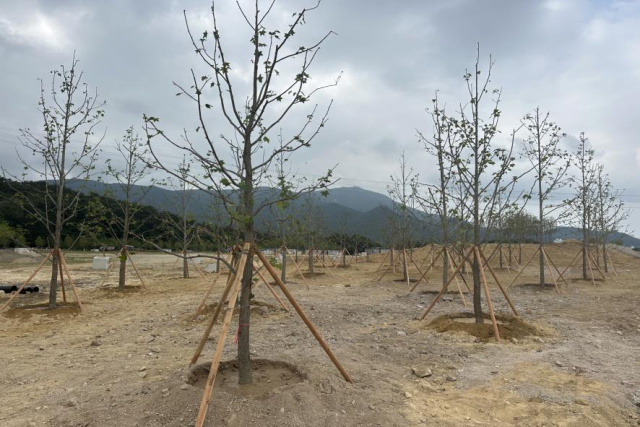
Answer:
[442,247,449,286]
[308,248,314,274]
[402,246,409,284]
[118,249,127,291]
[390,248,395,273]
[602,243,608,273]
[281,246,287,283]
[237,184,254,385]
[49,251,60,309]
[582,214,588,280]
[49,182,65,309]
[518,242,522,265]
[118,215,130,291]
[183,250,190,279]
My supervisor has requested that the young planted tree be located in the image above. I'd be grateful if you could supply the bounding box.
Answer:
[4,56,104,308]
[267,135,301,282]
[104,127,155,290]
[520,107,569,286]
[299,193,326,274]
[388,152,418,285]
[143,1,336,384]
[161,159,198,278]
[593,165,627,272]
[338,211,352,267]
[445,48,522,323]
[416,93,458,284]
[565,133,598,280]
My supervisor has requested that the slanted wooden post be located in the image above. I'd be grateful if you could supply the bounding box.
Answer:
[194,245,250,427]
[126,248,147,289]
[1,250,53,312]
[58,249,83,312]
[256,249,353,383]
[191,270,223,321]
[58,252,67,303]
[507,246,541,288]
[475,247,500,342]
[190,255,240,366]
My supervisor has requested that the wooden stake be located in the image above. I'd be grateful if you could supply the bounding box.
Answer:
[585,249,597,286]
[482,244,501,270]
[446,250,472,293]
[586,249,606,280]
[402,249,410,288]
[1,250,52,312]
[541,246,570,288]
[605,246,618,276]
[478,249,519,317]
[126,249,147,289]
[475,247,500,343]
[445,249,467,307]
[256,249,353,383]
[58,251,67,303]
[98,258,113,287]
[58,249,83,312]
[191,270,223,321]
[194,246,249,427]
[560,248,583,278]
[376,252,397,282]
[190,256,240,366]
[164,256,180,279]
[254,268,289,312]
[540,247,560,293]
[419,247,474,321]
[190,257,206,278]
[507,246,541,288]
[409,248,445,292]
[284,247,310,290]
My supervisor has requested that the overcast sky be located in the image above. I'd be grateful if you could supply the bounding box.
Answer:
[1,0,639,236]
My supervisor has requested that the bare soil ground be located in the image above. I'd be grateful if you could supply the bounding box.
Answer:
[1,242,639,426]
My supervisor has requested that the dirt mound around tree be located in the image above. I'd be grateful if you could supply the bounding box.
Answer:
[2,301,83,319]
[426,312,549,342]
[187,359,306,398]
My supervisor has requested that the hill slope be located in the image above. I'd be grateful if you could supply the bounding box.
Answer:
[66,180,640,247]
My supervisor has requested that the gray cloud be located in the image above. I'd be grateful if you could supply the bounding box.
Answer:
[0,0,639,234]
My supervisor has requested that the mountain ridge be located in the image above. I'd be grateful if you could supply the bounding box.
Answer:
[66,180,640,247]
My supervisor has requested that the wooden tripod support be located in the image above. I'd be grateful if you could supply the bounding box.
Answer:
[506,245,568,292]
[559,247,606,286]
[1,249,82,313]
[418,246,519,342]
[284,246,311,289]
[191,244,352,427]
[409,248,444,292]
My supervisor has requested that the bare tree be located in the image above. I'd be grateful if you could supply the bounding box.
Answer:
[520,107,569,286]
[299,192,326,274]
[3,55,104,309]
[564,132,598,280]
[416,93,458,284]
[593,164,628,272]
[338,210,352,267]
[143,1,337,384]
[446,46,523,323]
[388,152,418,285]
[104,127,154,290]
[160,159,198,278]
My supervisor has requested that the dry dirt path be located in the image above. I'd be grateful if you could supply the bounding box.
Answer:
[0,244,639,426]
